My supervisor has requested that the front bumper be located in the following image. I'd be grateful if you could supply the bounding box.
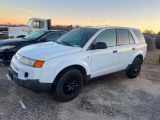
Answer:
[9,67,52,92]
[9,68,52,92]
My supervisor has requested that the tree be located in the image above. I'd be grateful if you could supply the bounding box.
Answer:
[143,30,156,37]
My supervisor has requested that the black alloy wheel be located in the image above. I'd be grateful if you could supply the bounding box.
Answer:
[132,60,141,76]
[63,75,80,96]
[126,57,142,78]
[53,69,83,102]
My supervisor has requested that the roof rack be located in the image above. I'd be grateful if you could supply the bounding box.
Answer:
[83,25,112,28]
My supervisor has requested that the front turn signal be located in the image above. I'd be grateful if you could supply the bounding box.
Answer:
[33,60,45,68]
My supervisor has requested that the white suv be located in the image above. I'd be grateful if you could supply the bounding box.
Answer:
[9,27,147,101]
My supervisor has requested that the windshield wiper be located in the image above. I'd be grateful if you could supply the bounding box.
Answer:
[60,41,72,46]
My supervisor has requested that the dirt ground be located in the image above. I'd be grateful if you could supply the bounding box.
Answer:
[0,49,160,120]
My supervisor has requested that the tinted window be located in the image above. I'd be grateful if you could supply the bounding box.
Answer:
[118,29,129,45]
[129,32,135,44]
[24,31,47,40]
[57,28,98,48]
[133,30,145,43]
[95,29,117,47]
[45,32,62,41]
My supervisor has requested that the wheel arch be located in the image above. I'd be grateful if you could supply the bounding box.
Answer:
[136,54,143,62]
[132,49,145,63]
[53,65,89,86]
[126,54,144,71]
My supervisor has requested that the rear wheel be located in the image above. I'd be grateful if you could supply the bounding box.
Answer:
[126,58,142,78]
[53,69,83,102]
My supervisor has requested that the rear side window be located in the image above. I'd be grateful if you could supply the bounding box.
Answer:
[129,32,135,44]
[133,30,145,43]
[118,29,130,45]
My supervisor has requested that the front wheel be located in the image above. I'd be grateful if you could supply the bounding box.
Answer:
[53,69,83,102]
[126,58,142,78]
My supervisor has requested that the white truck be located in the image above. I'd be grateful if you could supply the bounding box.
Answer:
[9,26,147,102]
[8,18,51,39]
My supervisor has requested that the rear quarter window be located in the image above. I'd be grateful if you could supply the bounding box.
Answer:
[133,30,145,43]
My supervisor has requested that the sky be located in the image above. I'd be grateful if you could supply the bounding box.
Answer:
[0,0,160,33]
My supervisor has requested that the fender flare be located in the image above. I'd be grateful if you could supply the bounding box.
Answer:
[40,59,91,83]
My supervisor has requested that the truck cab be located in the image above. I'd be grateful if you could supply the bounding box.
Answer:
[8,18,51,39]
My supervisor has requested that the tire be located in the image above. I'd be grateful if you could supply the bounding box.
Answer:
[53,69,83,102]
[126,58,142,78]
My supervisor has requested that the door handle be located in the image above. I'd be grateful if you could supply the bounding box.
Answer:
[132,47,136,50]
[113,50,118,53]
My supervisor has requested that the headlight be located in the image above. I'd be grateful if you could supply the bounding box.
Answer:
[19,56,35,67]
[0,45,15,50]
[15,53,44,68]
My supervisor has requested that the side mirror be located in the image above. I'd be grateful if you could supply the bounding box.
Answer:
[92,42,107,49]
[40,37,47,42]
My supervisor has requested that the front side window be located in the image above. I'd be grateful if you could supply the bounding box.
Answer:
[95,29,117,47]
[24,31,47,40]
[27,19,32,27]
[118,29,130,45]
[56,28,99,48]
[44,32,62,42]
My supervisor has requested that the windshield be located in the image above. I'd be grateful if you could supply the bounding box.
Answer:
[27,19,32,27]
[24,31,47,40]
[56,28,99,48]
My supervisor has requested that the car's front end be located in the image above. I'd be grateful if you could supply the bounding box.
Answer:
[0,44,16,62]
[9,41,83,92]
[0,30,50,62]
[9,27,99,100]
[9,53,52,91]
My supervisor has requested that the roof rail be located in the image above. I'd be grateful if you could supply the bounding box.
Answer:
[83,25,112,28]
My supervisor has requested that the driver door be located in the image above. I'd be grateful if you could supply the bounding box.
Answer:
[91,29,119,78]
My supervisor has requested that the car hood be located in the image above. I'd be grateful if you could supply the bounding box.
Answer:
[0,38,28,45]
[18,42,82,60]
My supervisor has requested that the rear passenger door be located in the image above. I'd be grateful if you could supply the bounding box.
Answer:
[117,29,136,71]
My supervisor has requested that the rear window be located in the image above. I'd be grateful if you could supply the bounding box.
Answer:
[133,30,145,43]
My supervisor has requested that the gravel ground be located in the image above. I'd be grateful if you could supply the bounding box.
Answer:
[0,49,160,120]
